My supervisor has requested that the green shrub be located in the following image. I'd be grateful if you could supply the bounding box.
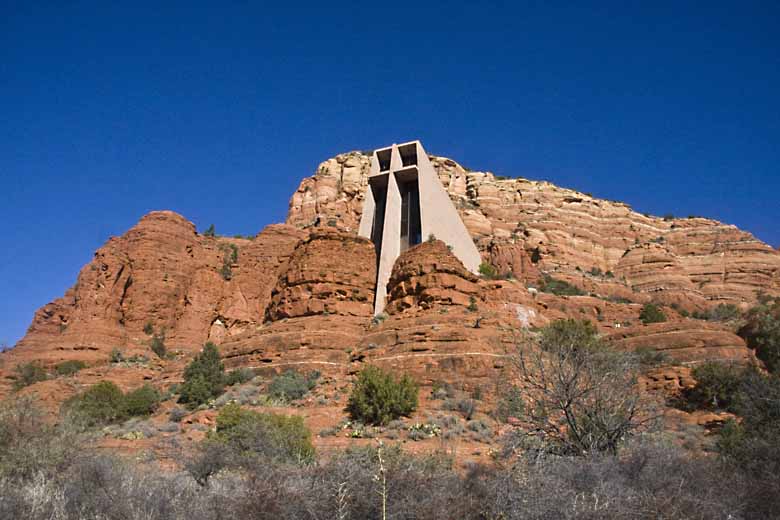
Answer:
[530,247,542,264]
[179,375,214,409]
[150,334,166,358]
[143,322,154,335]
[639,303,667,324]
[681,362,745,411]
[212,402,315,463]
[467,296,478,312]
[12,362,48,390]
[478,262,499,279]
[218,243,239,281]
[714,368,780,486]
[54,360,86,377]
[225,368,254,387]
[179,342,225,408]
[538,275,585,296]
[268,370,319,401]
[122,384,160,417]
[346,366,418,425]
[203,224,216,237]
[707,303,741,322]
[64,381,127,426]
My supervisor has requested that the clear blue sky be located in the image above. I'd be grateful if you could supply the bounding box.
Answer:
[1,2,778,347]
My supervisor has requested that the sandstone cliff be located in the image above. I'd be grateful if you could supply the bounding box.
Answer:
[287,152,780,308]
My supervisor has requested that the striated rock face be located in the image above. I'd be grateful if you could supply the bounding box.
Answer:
[385,240,481,314]
[3,212,307,373]
[266,229,376,320]
[606,321,754,365]
[287,152,780,308]
[287,152,371,230]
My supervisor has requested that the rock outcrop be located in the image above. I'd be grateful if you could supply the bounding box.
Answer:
[606,321,754,364]
[385,240,481,313]
[287,152,780,309]
[2,212,307,378]
[266,229,376,320]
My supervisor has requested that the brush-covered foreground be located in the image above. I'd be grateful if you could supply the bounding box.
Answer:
[1,393,779,520]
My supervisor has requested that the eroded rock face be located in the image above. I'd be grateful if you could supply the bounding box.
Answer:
[606,321,754,365]
[287,152,780,308]
[2,212,307,377]
[385,240,481,313]
[266,229,376,320]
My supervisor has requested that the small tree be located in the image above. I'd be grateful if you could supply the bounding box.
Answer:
[640,303,667,324]
[203,224,216,237]
[478,262,499,279]
[495,385,525,423]
[681,362,745,411]
[739,301,780,373]
[346,366,418,425]
[515,320,652,455]
[179,342,225,408]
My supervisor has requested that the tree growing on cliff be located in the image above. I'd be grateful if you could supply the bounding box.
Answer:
[640,303,667,324]
[739,300,780,374]
[512,319,653,455]
[179,342,225,409]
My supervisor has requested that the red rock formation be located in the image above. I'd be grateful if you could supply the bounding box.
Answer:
[1,212,306,393]
[287,152,780,310]
[220,229,376,378]
[606,321,754,365]
[1,149,773,462]
[385,240,481,313]
[266,229,376,320]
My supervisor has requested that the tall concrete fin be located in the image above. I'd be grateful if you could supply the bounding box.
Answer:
[358,140,481,315]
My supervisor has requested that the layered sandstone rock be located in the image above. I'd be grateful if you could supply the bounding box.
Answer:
[606,320,753,365]
[287,152,780,308]
[220,229,377,378]
[1,212,307,389]
[385,239,481,313]
[266,229,376,320]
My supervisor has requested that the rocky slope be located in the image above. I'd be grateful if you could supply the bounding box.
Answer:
[1,148,777,461]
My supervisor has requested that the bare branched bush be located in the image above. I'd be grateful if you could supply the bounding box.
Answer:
[513,320,656,455]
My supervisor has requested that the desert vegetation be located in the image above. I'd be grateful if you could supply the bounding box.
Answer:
[1,390,779,519]
[346,365,418,425]
[2,318,780,518]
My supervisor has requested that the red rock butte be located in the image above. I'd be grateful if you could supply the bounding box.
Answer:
[1,146,778,456]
